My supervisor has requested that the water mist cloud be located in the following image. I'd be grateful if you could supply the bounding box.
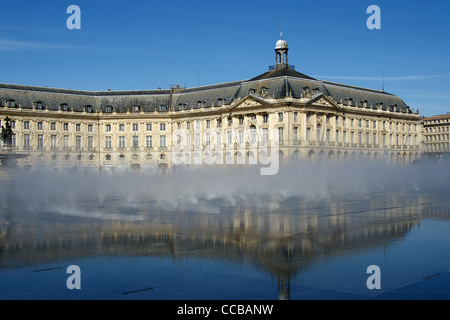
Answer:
[1,160,449,220]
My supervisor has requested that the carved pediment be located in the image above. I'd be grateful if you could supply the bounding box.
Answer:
[229,95,269,111]
[307,93,339,109]
[314,96,333,107]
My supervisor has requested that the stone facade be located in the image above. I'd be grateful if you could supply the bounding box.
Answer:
[0,36,423,172]
[422,113,450,156]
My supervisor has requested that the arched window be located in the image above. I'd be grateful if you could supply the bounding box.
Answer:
[249,125,256,144]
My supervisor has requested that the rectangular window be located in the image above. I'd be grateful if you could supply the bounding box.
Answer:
[88,136,94,150]
[24,121,30,130]
[119,124,125,131]
[64,135,69,150]
[278,127,284,143]
[38,134,44,149]
[293,127,298,142]
[216,132,222,146]
[105,124,111,132]
[335,130,339,143]
[227,131,232,145]
[343,131,347,143]
[294,112,298,123]
[51,135,57,149]
[306,128,311,142]
[278,113,283,122]
[185,134,191,147]
[133,124,139,132]
[206,120,210,129]
[238,130,244,144]
[146,123,152,131]
[146,135,153,148]
[24,134,30,149]
[105,136,112,149]
[263,114,269,123]
[88,124,93,132]
[205,132,210,146]
[76,136,81,150]
[195,133,201,147]
[316,126,322,142]
[51,122,56,130]
[373,133,377,145]
[160,123,166,131]
[262,128,268,143]
[76,124,81,132]
[119,136,126,149]
[37,122,43,130]
[132,136,139,148]
[160,135,166,148]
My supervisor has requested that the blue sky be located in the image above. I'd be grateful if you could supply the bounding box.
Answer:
[0,0,449,117]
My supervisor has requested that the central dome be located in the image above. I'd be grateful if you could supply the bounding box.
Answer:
[275,33,288,50]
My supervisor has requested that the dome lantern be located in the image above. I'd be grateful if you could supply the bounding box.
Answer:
[275,32,289,68]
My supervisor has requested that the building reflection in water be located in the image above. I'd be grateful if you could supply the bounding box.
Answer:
[1,186,449,299]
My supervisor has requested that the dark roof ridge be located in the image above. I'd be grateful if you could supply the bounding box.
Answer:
[321,80,395,96]
[0,83,172,96]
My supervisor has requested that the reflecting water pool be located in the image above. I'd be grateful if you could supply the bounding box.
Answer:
[1,165,450,300]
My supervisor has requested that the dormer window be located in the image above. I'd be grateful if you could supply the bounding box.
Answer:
[104,106,113,113]
[217,98,223,106]
[7,100,16,107]
[159,105,168,113]
[35,101,44,110]
[85,105,93,113]
[60,104,69,111]
[248,89,256,94]
[261,87,269,97]
[302,86,310,97]
[131,105,140,113]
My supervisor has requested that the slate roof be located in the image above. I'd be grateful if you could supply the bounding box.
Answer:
[0,67,414,115]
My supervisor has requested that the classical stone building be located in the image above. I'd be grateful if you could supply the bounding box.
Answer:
[422,113,450,157]
[0,35,422,172]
